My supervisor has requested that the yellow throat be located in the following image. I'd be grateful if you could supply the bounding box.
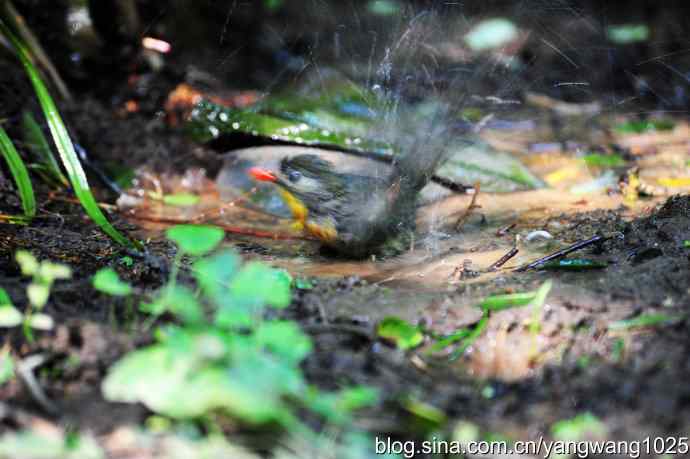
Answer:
[278,188,337,243]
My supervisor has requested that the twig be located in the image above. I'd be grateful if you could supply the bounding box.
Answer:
[488,246,519,271]
[515,235,605,272]
[455,182,481,231]
[430,175,472,193]
[496,222,517,236]
[46,192,117,211]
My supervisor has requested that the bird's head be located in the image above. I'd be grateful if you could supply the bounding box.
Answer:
[248,154,347,225]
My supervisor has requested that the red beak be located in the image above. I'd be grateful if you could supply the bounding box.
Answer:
[248,166,277,182]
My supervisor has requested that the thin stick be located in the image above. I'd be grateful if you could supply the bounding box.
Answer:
[515,235,605,272]
[488,246,519,271]
[496,222,517,236]
[455,182,481,231]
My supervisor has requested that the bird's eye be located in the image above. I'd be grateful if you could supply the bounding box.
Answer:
[288,170,302,182]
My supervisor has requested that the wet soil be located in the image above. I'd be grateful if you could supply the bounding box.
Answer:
[3,90,690,455]
[3,3,690,458]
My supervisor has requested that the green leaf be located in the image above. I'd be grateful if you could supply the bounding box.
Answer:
[14,250,40,276]
[0,305,23,327]
[449,316,489,361]
[0,287,13,307]
[263,0,284,10]
[194,250,240,304]
[614,119,674,134]
[539,258,608,270]
[552,412,606,441]
[367,0,400,16]
[294,277,314,290]
[437,139,544,192]
[144,286,203,324]
[27,313,54,330]
[376,317,424,350]
[187,100,392,159]
[0,20,137,249]
[453,421,481,443]
[103,345,301,423]
[219,352,303,424]
[27,283,49,309]
[119,256,134,267]
[162,193,200,207]
[0,126,35,217]
[427,328,472,355]
[22,111,68,187]
[303,385,379,425]
[335,386,379,412]
[254,321,312,364]
[479,291,537,312]
[529,279,552,334]
[606,24,649,44]
[229,262,292,309]
[608,313,681,331]
[214,306,252,329]
[611,338,625,362]
[257,80,380,138]
[103,345,196,415]
[465,18,518,52]
[402,397,448,428]
[581,153,625,168]
[0,429,104,459]
[92,268,132,296]
[38,261,72,282]
[166,224,225,256]
[0,349,14,385]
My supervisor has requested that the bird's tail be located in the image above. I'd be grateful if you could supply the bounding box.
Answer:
[390,107,451,197]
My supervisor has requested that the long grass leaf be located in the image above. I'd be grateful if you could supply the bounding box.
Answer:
[0,19,138,249]
[22,111,68,187]
[0,125,36,217]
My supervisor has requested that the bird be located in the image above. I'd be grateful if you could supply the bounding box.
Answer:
[248,145,446,258]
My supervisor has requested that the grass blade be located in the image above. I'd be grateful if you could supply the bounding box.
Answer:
[22,111,69,187]
[0,125,36,217]
[0,19,139,249]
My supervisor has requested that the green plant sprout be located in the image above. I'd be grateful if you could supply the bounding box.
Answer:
[0,125,35,219]
[97,224,378,455]
[0,346,13,386]
[377,316,424,350]
[21,111,69,188]
[426,280,553,361]
[0,18,138,249]
[11,251,71,340]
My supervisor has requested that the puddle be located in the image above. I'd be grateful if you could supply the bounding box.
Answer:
[116,114,681,381]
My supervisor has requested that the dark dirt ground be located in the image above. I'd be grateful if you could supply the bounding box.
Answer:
[3,1,690,458]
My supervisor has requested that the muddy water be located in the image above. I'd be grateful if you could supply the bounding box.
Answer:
[119,118,690,381]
